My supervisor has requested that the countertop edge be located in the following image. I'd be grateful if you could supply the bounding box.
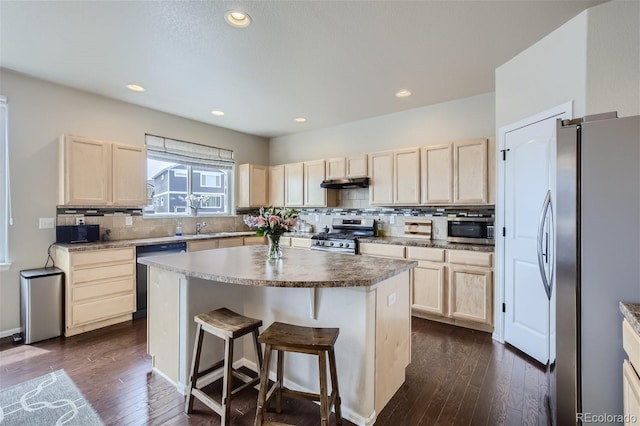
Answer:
[620,302,640,335]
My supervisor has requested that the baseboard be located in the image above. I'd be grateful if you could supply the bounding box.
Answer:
[0,327,21,339]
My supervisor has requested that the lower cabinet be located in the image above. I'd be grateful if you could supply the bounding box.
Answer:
[361,243,494,332]
[53,246,136,337]
[623,318,640,423]
[188,236,266,252]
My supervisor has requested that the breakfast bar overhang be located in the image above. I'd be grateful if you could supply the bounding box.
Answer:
[138,245,417,426]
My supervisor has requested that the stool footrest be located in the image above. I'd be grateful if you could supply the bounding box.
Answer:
[191,388,224,415]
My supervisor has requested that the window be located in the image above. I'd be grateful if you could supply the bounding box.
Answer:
[144,134,234,216]
[0,96,9,268]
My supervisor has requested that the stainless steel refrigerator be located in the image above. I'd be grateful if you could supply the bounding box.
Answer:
[550,112,640,424]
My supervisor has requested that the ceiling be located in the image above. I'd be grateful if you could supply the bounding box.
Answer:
[0,0,605,138]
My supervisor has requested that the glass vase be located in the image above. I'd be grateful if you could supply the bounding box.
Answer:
[267,234,283,260]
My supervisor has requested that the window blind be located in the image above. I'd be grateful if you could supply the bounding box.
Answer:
[145,134,234,170]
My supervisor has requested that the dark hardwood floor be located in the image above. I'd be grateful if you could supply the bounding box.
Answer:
[0,317,550,425]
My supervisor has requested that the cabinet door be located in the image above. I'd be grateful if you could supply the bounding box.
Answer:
[187,239,220,252]
[394,148,421,205]
[422,144,453,204]
[453,138,488,204]
[412,263,446,316]
[290,237,311,249]
[238,164,269,208]
[243,236,266,246]
[304,160,327,206]
[59,135,111,205]
[346,155,368,177]
[112,142,147,206]
[448,265,493,325]
[284,162,304,207]
[369,151,394,205]
[269,165,285,207]
[623,360,640,424]
[218,237,244,248]
[326,157,346,179]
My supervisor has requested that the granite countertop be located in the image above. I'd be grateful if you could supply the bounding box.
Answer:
[138,245,417,288]
[620,302,640,335]
[54,231,257,252]
[358,236,495,253]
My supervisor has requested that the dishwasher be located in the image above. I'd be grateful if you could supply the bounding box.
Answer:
[135,242,187,319]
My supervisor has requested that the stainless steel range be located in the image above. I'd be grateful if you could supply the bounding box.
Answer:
[310,218,376,254]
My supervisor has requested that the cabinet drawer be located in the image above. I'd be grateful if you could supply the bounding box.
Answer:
[73,263,134,284]
[359,243,405,259]
[187,239,219,252]
[448,250,493,267]
[623,359,640,423]
[407,246,445,262]
[218,237,244,248]
[72,247,135,267]
[291,237,311,249]
[73,278,134,302]
[624,319,640,369]
[72,293,135,326]
[280,237,291,247]
[244,236,266,246]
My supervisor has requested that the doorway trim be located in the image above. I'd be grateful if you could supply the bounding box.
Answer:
[494,101,573,342]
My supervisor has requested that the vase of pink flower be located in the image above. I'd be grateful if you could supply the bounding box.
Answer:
[244,206,298,259]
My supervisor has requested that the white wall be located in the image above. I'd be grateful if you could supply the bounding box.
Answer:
[586,0,640,117]
[0,69,269,335]
[270,92,495,164]
[495,10,588,129]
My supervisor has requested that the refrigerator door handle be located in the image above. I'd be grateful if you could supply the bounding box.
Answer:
[537,190,552,300]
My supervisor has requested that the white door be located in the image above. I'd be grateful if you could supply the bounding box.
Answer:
[503,113,562,364]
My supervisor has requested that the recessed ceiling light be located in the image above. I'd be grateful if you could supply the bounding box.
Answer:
[295,117,307,123]
[126,84,145,92]
[225,10,251,28]
[395,90,412,98]
[211,110,225,116]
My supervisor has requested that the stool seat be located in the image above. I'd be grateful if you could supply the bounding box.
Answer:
[258,321,338,351]
[185,308,263,426]
[255,322,342,426]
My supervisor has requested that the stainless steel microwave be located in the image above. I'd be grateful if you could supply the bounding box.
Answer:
[447,217,494,245]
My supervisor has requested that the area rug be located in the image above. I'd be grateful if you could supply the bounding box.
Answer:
[0,369,104,425]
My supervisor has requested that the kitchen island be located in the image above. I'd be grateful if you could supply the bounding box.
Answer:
[139,245,417,426]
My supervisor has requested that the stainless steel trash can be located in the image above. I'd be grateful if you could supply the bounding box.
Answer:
[20,267,64,344]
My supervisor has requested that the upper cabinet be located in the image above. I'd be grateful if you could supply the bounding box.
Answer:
[59,134,147,207]
[326,154,368,179]
[369,151,394,205]
[453,138,488,204]
[237,163,269,208]
[304,159,328,207]
[393,148,421,205]
[269,165,285,207]
[421,144,453,204]
[284,162,305,207]
[346,155,368,177]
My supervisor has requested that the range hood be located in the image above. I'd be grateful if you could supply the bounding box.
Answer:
[320,177,370,189]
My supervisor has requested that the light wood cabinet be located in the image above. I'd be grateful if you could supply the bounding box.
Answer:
[187,239,220,252]
[237,163,269,208]
[218,237,244,248]
[448,265,493,325]
[284,162,304,207]
[304,159,328,207]
[624,319,640,423]
[394,148,421,205]
[453,138,488,204]
[346,155,368,177]
[421,144,453,204]
[325,155,368,179]
[326,157,346,180]
[362,243,494,332]
[59,134,147,207]
[243,236,266,246]
[369,151,394,205]
[269,165,285,207]
[290,237,312,249]
[53,246,136,337]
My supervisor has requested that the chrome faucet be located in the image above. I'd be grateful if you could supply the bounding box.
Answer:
[196,222,207,235]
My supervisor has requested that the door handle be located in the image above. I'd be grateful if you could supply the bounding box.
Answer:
[537,190,552,300]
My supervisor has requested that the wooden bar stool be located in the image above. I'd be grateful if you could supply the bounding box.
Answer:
[185,307,263,426]
[255,322,342,426]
